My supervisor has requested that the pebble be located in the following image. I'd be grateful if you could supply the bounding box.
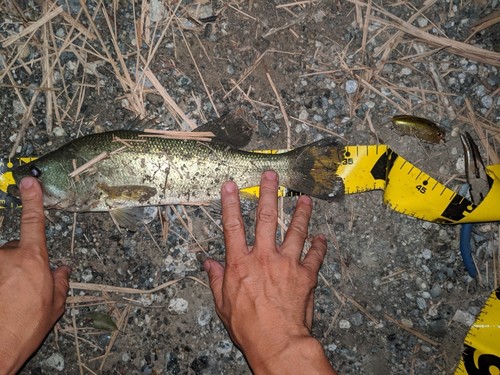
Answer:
[53,126,66,137]
[416,297,427,310]
[350,312,364,327]
[481,95,493,108]
[327,343,338,351]
[345,80,358,94]
[401,67,412,75]
[168,298,189,315]
[298,109,309,121]
[43,353,65,371]
[452,309,475,326]
[339,319,351,329]
[417,17,428,27]
[216,340,233,355]
[197,307,212,326]
[430,283,442,298]
[81,269,93,282]
[421,249,432,260]
[13,99,25,117]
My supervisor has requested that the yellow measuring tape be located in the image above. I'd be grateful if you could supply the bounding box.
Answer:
[242,145,500,224]
[454,288,500,374]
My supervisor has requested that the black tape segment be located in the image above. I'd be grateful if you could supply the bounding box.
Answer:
[370,148,398,181]
[462,344,500,374]
[437,195,476,224]
[0,158,23,209]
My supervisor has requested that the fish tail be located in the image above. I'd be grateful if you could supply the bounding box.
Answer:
[287,138,345,201]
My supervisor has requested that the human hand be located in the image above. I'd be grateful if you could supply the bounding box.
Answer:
[0,177,71,374]
[204,171,336,374]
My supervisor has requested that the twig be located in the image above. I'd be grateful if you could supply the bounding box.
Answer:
[2,5,64,48]
[68,152,109,178]
[384,313,440,347]
[266,71,292,149]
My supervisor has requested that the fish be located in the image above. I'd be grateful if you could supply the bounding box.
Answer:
[11,130,344,229]
[391,115,446,144]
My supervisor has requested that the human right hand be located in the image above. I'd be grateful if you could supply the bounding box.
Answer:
[204,171,336,374]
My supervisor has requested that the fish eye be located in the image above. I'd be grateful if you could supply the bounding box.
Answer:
[30,166,42,178]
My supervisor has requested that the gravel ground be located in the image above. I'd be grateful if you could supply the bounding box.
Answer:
[0,1,499,374]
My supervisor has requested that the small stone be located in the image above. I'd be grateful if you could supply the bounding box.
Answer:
[327,343,337,351]
[168,298,188,315]
[226,65,235,75]
[401,318,413,328]
[216,340,233,355]
[81,269,93,282]
[416,297,427,310]
[430,283,442,298]
[298,109,309,121]
[44,353,65,371]
[345,80,358,94]
[313,114,323,122]
[481,95,493,109]
[417,17,428,27]
[422,249,432,260]
[350,312,364,327]
[13,99,25,117]
[122,352,130,362]
[197,307,212,326]
[53,127,66,137]
[452,309,475,326]
[339,319,351,329]
[401,67,412,75]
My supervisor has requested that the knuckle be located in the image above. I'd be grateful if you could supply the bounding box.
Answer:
[223,216,244,233]
[21,209,45,226]
[257,207,277,224]
[288,221,308,238]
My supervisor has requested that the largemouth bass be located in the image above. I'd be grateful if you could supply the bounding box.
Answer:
[12,130,344,219]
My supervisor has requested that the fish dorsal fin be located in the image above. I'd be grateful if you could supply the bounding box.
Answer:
[194,109,254,148]
[109,206,158,232]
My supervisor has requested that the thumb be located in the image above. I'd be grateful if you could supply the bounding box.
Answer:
[52,266,71,317]
[204,259,224,306]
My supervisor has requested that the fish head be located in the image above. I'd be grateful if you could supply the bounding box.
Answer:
[12,153,77,209]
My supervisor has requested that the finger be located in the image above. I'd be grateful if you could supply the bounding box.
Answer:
[253,171,279,252]
[305,292,314,332]
[0,240,20,250]
[302,234,327,275]
[52,265,71,319]
[282,195,313,259]
[19,177,46,251]
[221,180,248,263]
[204,259,225,307]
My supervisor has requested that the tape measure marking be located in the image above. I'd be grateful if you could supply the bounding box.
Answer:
[454,288,500,374]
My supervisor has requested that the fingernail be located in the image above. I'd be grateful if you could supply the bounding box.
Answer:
[317,234,326,241]
[263,170,278,181]
[300,195,312,206]
[223,181,237,193]
[203,259,211,272]
[20,177,34,189]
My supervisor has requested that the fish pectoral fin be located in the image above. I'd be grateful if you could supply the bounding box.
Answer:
[99,184,157,203]
[109,206,158,232]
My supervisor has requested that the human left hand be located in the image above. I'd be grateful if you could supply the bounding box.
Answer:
[0,177,71,374]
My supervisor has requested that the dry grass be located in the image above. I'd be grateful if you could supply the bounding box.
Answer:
[1,0,499,372]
